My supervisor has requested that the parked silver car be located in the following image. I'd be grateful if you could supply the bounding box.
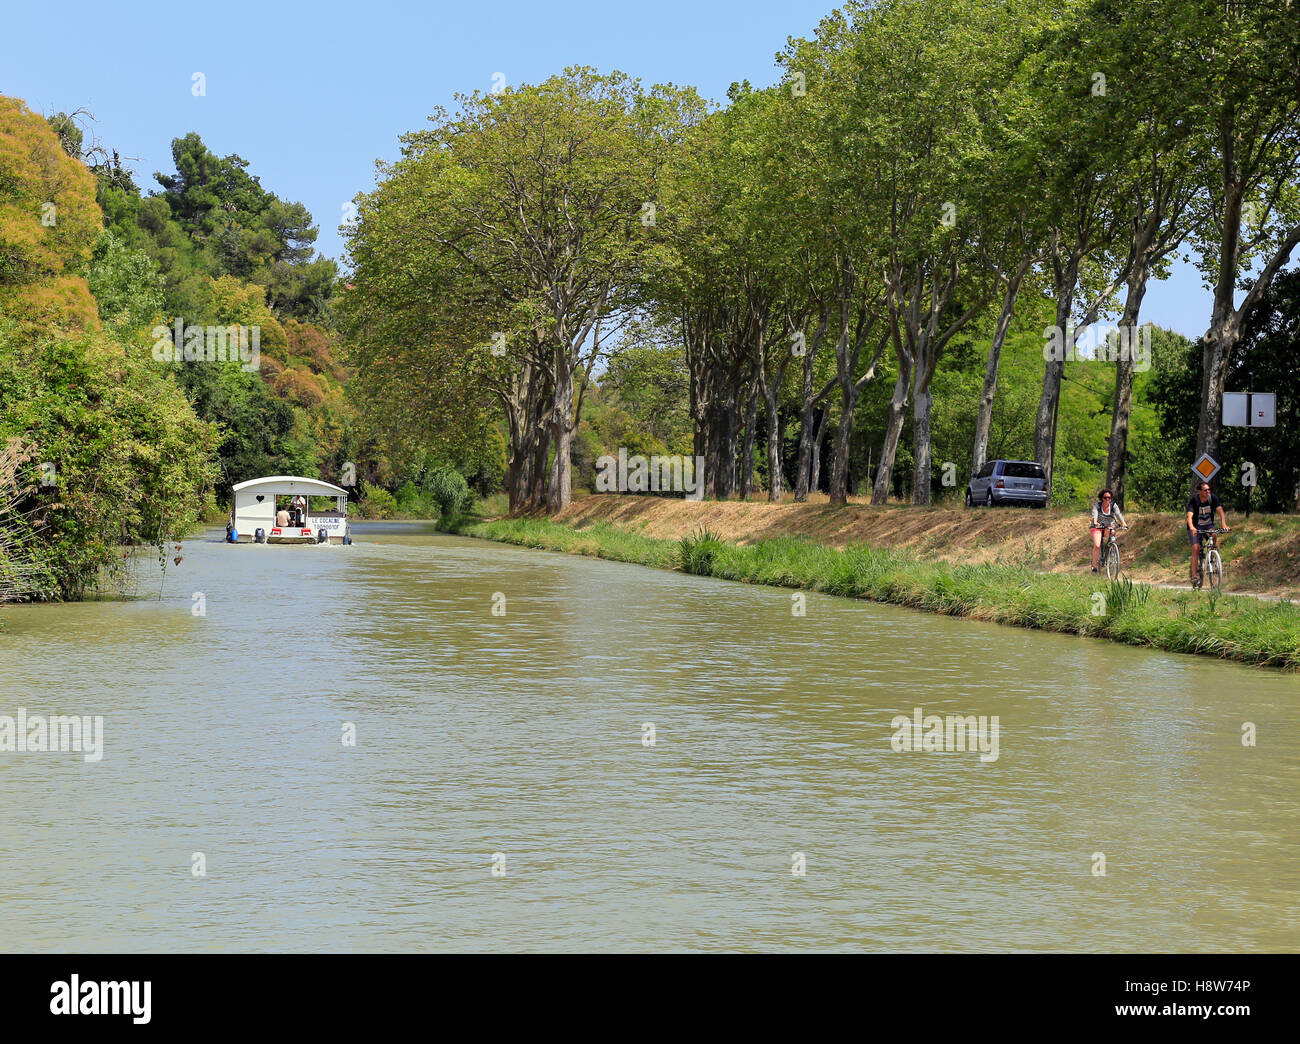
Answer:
[965,459,1048,508]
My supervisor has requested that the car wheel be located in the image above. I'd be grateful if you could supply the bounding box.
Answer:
[985,491,994,508]
[964,488,973,507]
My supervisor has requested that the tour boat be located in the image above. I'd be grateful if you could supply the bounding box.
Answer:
[227,476,352,545]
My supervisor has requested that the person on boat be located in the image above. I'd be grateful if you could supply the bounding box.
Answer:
[291,494,307,525]
[1089,488,1125,573]
[276,504,291,528]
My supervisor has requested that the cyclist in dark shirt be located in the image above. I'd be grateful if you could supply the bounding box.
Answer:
[1186,480,1229,588]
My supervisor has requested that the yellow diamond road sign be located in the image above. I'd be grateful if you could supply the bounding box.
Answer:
[1193,453,1220,482]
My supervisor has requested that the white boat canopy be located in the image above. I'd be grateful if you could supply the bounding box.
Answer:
[231,475,350,497]
[229,475,352,544]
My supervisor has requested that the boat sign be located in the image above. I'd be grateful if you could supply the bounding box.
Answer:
[310,515,346,533]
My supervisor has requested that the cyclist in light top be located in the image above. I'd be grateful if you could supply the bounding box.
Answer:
[1089,488,1126,574]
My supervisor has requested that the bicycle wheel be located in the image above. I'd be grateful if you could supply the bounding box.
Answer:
[1104,541,1120,580]
[1206,548,1222,590]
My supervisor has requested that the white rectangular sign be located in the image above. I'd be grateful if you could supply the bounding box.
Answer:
[1251,392,1276,427]
[1223,391,1277,427]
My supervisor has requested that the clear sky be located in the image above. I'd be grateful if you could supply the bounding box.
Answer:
[2,0,1215,337]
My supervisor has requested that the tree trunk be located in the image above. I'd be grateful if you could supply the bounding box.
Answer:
[1195,143,1244,468]
[810,407,829,495]
[758,345,790,503]
[1191,216,1300,470]
[1105,356,1135,508]
[791,314,830,501]
[546,343,574,512]
[705,384,740,499]
[685,318,712,497]
[528,424,550,512]
[1195,326,1233,469]
[705,409,725,499]
[548,424,572,512]
[693,417,710,495]
[911,383,933,505]
[504,412,527,513]
[793,349,816,502]
[972,261,1028,477]
[740,385,759,501]
[1034,257,1080,486]
[764,388,783,502]
[829,394,854,505]
[1104,266,1152,507]
[503,356,551,513]
[872,354,912,505]
[723,404,739,497]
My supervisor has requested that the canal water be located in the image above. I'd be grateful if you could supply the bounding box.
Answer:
[0,522,1295,951]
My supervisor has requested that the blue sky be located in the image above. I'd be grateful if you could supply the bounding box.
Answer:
[3,0,1214,336]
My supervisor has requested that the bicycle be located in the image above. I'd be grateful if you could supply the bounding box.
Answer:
[1099,524,1128,580]
[1193,528,1227,590]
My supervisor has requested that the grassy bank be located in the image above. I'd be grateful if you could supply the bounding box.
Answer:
[442,514,1300,671]
[550,494,1300,597]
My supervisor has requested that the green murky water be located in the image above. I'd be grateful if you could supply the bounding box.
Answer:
[0,522,1295,951]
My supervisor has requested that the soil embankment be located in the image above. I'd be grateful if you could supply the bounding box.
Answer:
[555,494,1300,598]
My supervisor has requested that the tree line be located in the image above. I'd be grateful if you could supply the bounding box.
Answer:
[341,0,1300,513]
[0,98,376,598]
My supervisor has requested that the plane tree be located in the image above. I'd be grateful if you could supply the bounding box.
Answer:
[1182,0,1300,466]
